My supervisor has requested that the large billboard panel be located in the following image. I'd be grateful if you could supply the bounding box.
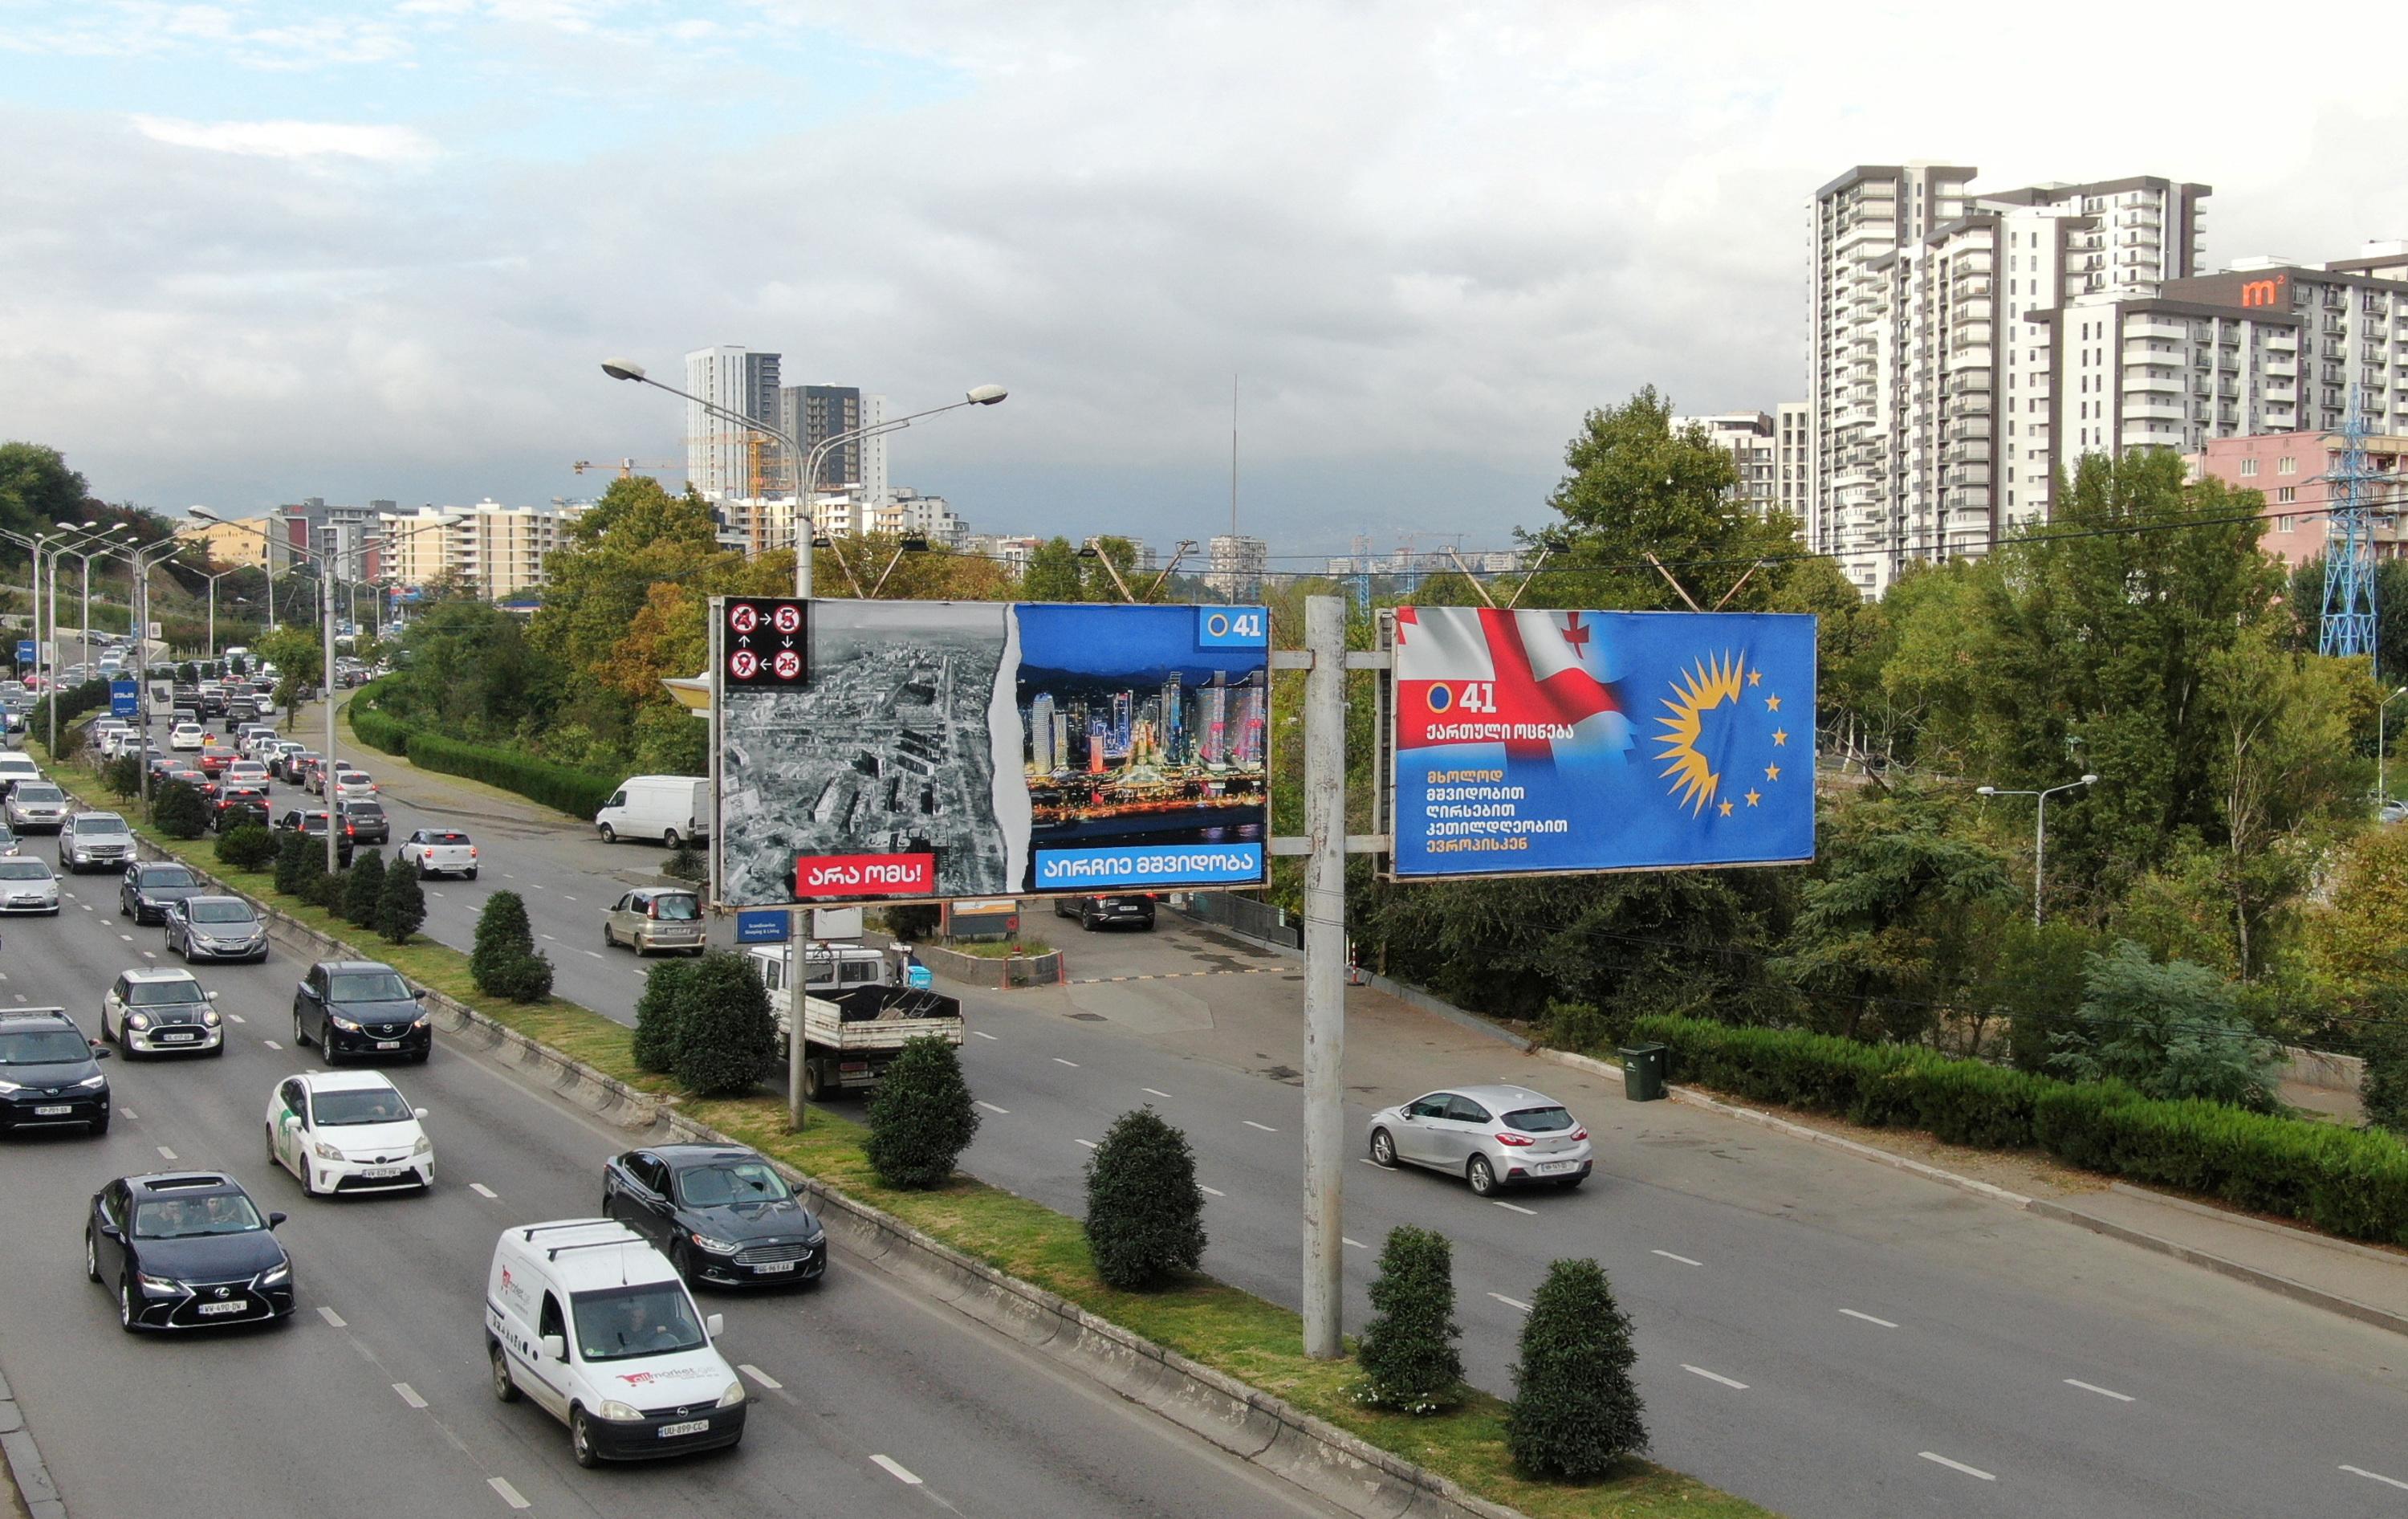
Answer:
[716,601,1270,906]
[1388,607,1815,878]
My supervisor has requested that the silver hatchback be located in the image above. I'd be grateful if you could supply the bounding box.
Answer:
[603,887,707,956]
[1366,1084,1593,1195]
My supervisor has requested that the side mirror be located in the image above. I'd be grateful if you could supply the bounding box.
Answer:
[703,1313,724,1340]
[412,1107,429,1121]
[91,1042,112,1059]
[540,1334,567,1363]
[98,1222,122,1240]
[267,1212,287,1229]
[205,989,220,1000]
[412,989,426,1000]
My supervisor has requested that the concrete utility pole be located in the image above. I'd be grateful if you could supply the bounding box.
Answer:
[1299,594,1348,1358]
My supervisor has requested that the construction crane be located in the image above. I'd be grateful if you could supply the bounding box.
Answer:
[570,458,679,479]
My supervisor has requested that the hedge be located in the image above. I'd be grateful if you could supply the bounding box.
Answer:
[349,683,617,822]
[1625,1013,2408,1246]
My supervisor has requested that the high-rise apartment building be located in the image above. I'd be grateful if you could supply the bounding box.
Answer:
[1671,412,1784,515]
[685,346,783,500]
[1206,535,1268,599]
[378,501,571,601]
[780,384,863,491]
[1776,402,1810,520]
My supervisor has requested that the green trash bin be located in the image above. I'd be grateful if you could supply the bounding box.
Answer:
[1619,1043,1668,1102]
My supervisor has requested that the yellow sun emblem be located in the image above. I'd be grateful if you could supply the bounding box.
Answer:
[1654,652,1746,816]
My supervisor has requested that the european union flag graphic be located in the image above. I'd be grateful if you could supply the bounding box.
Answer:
[1389,607,1816,878]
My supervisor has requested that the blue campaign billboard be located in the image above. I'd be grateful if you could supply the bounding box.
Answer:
[110,678,139,718]
[1389,607,1816,878]
[14,640,34,668]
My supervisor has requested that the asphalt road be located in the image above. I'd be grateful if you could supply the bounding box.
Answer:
[110,702,2408,1518]
[0,862,1344,1519]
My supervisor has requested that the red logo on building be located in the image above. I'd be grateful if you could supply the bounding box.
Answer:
[2239,272,2287,308]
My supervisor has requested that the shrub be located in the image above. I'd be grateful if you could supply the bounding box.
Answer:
[472,890,537,993]
[307,861,351,912]
[662,846,706,884]
[402,729,618,820]
[669,951,778,1096]
[376,855,425,944]
[864,1036,981,1190]
[1506,1258,1646,1479]
[1538,999,1629,1059]
[2046,942,2281,1111]
[103,753,140,797]
[1083,1106,1206,1289]
[2366,1016,2408,1139]
[1355,1226,1463,1414]
[482,949,556,1004]
[344,849,387,927]
[216,824,276,872]
[28,679,108,755]
[632,959,698,1074]
[153,781,209,840]
[273,829,319,898]
[884,903,942,942]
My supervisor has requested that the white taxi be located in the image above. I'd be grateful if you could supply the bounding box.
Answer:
[264,1070,433,1196]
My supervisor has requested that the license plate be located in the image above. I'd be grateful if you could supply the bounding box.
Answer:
[362,1167,403,1179]
[752,1260,796,1274]
[1534,1159,1580,1175]
[657,1419,710,1438]
[197,1301,248,1316]
[159,1031,197,1042]
[33,1105,71,1116]
[375,1040,401,1050]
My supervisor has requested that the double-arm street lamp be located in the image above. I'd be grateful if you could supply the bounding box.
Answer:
[115,535,195,810]
[58,523,131,663]
[2,521,130,754]
[1975,773,2101,926]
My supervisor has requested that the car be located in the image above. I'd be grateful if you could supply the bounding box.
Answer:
[165,895,269,963]
[121,861,206,924]
[340,799,390,845]
[238,727,279,760]
[100,968,224,1057]
[601,1144,827,1289]
[168,722,205,751]
[301,755,334,794]
[398,827,478,880]
[60,811,137,873]
[164,767,209,790]
[275,809,355,866]
[279,749,322,784]
[332,770,378,801]
[265,1070,433,1195]
[2382,800,2408,825]
[0,823,18,857]
[86,1172,292,1331]
[291,960,431,1064]
[0,752,46,798]
[0,1006,112,1134]
[603,888,705,955]
[226,760,269,787]
[213,787,271,830]
[1052,893,1157,931]
[1365,1085,1593,1195]
[5,780,67,833]
[196,745,234,777]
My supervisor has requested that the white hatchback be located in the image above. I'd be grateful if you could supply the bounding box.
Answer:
[265,1070,433,1195]
[169,722,205,751]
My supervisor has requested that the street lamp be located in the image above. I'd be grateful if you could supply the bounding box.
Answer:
[58,523,130,658]
[2382,687,2408,815]
[113,536,191,811]
[1975,773,2100,926]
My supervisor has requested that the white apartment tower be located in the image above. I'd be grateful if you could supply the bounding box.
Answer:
[684,346,783,501]
[1670,412,1784,515]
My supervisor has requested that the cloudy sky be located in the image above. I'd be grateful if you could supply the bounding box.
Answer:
[4,0,2404,561]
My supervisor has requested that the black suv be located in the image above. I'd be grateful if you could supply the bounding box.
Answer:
[340,798,389,845]
[0,1007,112,1135]
[86,1172,293,1332]
[602,1143,828,1289]
[293,961,429,1064]
[1053,893,1157,931]
[274,808,354,867]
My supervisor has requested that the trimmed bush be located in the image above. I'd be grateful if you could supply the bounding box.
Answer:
[28,679,108,755]
[376,855,425,944]
[864,1036,981,1191]
[103,754,140,797]
[273,829,319,898]
[404,729,617,820]
[669,951,778,1096]
[482,949,556,1004]
[153,780,209,841]
[216,824,276,872]
[472,890,537,993]
[1355,1225,1464,1414]
[1083,1106,1206,1289]
[663,846,706,884]
[307,861,351,912]
[1507,1258,1646,1479]
[632,959,698,1074]
[344,850,388,927]
[2367,1019,2408,1139]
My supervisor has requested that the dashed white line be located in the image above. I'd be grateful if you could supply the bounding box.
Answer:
[1684,1365,1749,1391]
[1919,1452,1996,1481]
[1487,1293,1531,1312]
[228,1014,246,1024]
[528,883,547,891]
[156,1146,177,1161]
[972,1030,999,1040]
[11,993,22,1002]
[118,932,132,941]
[1143,1087,1174,1100]
[870,1454,923,1485]
[2064,1378,2134,1403]
[1651,1249,1702,1267]
[393,1383,427,1409]
[562,894,577,902]
[539,934,556,942]
[488,1476,531,1509]
[1052,1057,1080,1068]
[1342,1237,1367,1250]
[79,903,92,911]
[428,890,445,898]
[121,1109,137,1121]
[975,1101,1010,1115]
[1841,1309,1899,1329]
[1357,1157,1380,1167]
[584,949,604,959]
[739,1363,783,1391]
[263,1039,283,1050]
[140,951,156,959]
[1076,1139,1098,1150]
[470,1183,498,1199]
[502,873,516,880]
[1200,1185,1226,1197]
[1491,1199,1536,1216]
[318,1305,347,1328]
[2343,1465,2408,1491]
[1242,1120,1277,1133]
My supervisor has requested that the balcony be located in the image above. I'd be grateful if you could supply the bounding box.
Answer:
[1951,322,1994,348]
[1952,276,1994,300]
[2124,399,2189,423]
[2264,328,2298,349]
[1946,487,1993,511]
[1951,370,1993,393]
[1950,418,1992,442]
[2264,358,2297,378]
[2127,369,2185,394]
[2126,317,2189,342]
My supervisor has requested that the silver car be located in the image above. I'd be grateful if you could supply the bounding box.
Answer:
[60,811,137,874]
[1366,1085,1593,1195]
[603,887,707,955]
[4,781,67,834]
[0,857,59,914]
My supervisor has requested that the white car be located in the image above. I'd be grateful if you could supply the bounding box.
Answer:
[0,857,60,914]
[332,771,378,800]
[101,967,223,1057]
[265,1070,433,1196]
[397,828,478,880]
[168,722,205,751]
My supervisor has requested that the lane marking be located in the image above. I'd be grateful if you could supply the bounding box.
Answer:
[1200,1184,1226,1197]
[428,890,445,898]
[1491,1200,1536,1216]
[502,874,515,879]
[1357,1157,1380,1167]
[157,1146,177,1160]
[562,894,577,902]
[263,1039,283,1049]
[1919,1452,1996,1481]
[393,1383,427,1409]
[1076,1139,1098,1150]
[2342,1465,2408,1492]
[470,1183,498,1199]
[2064,1379,2134,1403]
[1841,1309,1899,1329]
[871,1454,923,1485]
[488,1476,531,1509]
[1243,1120,1277,1133]
[972,1030,999,1040]
[1487,1293,1531,1312]
[119,932,132,941]
[1052,1057,1080,1068]
[1342,1237,1366,1250]
[529,883,546,891]
[975,1102,1010,1115]
[1651,1249,1702,1267]
[140,951,156,959]
[318,1305,347,1328]
[228,1014,246,1023]
[583,950,603,959]
[1684,1364,1749,1391]
[1142,1088,1174,1100]
[121,1109,137,1121]
[739,1363,783,1391]
[539,934,556,942]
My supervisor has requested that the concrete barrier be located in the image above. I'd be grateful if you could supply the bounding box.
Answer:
[915,941,1064,989]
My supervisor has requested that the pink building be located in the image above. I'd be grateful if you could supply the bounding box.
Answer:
[2187,430,2408,568]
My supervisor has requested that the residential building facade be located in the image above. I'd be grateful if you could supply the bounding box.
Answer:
[685,346,783,500]
[1205,535,1268,599]
[780,384,862,491]
[378,501,571,601]
[2188,430,2408,568]
[177,517,284,574]
[1671,411,1783,515]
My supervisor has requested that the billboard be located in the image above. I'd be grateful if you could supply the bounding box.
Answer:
[715,601,1270,906]
[1388,607,1816,878]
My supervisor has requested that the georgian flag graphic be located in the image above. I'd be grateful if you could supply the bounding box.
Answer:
[1395,607,1630,761]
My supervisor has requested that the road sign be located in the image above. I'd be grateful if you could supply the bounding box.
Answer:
[110,678,139,719]
[720,597,810,689]
[734,908,791,944]
[14,641,32,668]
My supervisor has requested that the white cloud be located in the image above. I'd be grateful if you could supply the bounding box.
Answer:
[130,114,437,161]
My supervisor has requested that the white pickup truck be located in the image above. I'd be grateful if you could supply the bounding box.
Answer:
[746,944,963,1101]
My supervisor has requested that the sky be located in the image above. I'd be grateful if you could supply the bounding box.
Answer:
[5,0,2406,564]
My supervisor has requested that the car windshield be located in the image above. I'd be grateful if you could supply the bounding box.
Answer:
[675,1160,791,1208]
[653,895,700,921]
[133,1193,265,1239]
[1501,1105,1576,1133]
[188,900,257,924]
[14,785,60,804]
[0,1028,88,1065]
[71,816,126,834]
[126,980,207,1008]
[313,1086,414,1126]
[0,860,51,880]
[571,1283,707,1362]
[329,971,411,1001]
[137,866,198,889]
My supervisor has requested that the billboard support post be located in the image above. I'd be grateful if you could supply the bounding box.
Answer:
[787,907,809,1131]
[1300,593,1347,1360]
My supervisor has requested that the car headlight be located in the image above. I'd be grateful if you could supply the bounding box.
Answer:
[596,1399,645,1422]
[717,1382,746,1407]
[258,1261,291,1287]
[689,1232,740,1255]
[329,1015,362,1032]
[0,1077,22,1093]
[201,1008,220,1026]
[412,1013,431,1028]
[136,1272,181,1297]
[410,1135,432,1156]
[312,1140,344,1162]
[75,1073,107,1089]
[127,1012,152,1030]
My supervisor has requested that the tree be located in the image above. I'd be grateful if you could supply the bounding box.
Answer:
[1083,1106,1206,1289]
[0,442,91,536]
[1355,1226,1464,1414]
[1019,537,1087,602]
[669,951,779,1096]
[2047,941,2282,1110]
[471,890,536,990]
[632,959,697,1074]
[864,1036,981,1189]
[255,624,323,719]
[153,781,208,840]
[1506,1257,1646,1479]
[2307,826,2408,1004]
[376,854,426,944]
[216,823,275,872]
[2362,992,2408,1137]
[344,849,387,928]
[102,754,140,798]
[273,829,319,898]
[482,949,556,1003]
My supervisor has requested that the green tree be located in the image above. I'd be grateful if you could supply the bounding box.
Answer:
[376,853,426,943]
[273,829,319,898]
[632,959,698,1073]
[2362,992,2408,1136]
[2306,819,2408,1004]
[255,623,323,719]
[669,951,778,1096]
[1506,1258,1646,1479]
[1355,1226,1464,1414]
[1019,536,1087,601]
[2047,941,2282,1110]
[0,442,91,536]
[344,849,387,928]
[864,1036,981,1190]
[102,753,140,798]
[215,823,275,872]
[1082,1106,1206,1289]
[471,890,537,991]
[153,780,208,840]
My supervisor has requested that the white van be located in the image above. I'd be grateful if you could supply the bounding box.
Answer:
[484,1219,746,1467]
[594,776,710,849]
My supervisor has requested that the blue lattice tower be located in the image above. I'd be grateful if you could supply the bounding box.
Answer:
[2319,390,2379,664]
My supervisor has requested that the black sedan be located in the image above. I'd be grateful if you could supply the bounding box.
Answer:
[292,960,429,1064]
[86,1172,293,1332]
[120,861,206,926]
[600,1143,827,1289]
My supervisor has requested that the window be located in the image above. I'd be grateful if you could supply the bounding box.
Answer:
[2278,487,2297,503]
[2240,458,2259,477]
[2280,515,2296,533]
[2279,456,2298,474]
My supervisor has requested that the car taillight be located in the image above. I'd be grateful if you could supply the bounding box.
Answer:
[1571,1129,1588,1142]
[344,823,355,837]
[468,845,477,857]
[1494,1132,1535,1146]
[647,902,659,918]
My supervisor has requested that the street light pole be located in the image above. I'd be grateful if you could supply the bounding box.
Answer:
[1975,774,2101,926]
[2382,687,2408,810]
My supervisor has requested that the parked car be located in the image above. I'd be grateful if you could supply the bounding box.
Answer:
[601,1144,827,1289]
[397,827,477,880]
[291,960,430,1064]
[100,968,222,1057]
[1052,893,1157,931]
[603,887,706,955]
[163,895,268,963]
[265,1070,433,1195]
[60,812,137,874]
[8,782,71,834]
[1365,1085,1593,1195]
[340,799,389,845]
[86,1172,291,1330]
[121,861,206,925]
[0,1006,110,1134]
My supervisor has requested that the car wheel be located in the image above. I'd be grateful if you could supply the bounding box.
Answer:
[1466,1155,1498,1196]
[85,1230,100,1283]
[1370,1128,1398,1168]
[466,869,478,881]
[301,1159,322,1199]
[598,825,616,845]
[266,1122,279,1166]
[662,828,684,851]
[118,1277,139,1333]
[409,1047,429,1065]
[294,1008,310,1048]
[1556,1175,1585,1190]
[571,1407,600,1468]
[119,898,128,917]
[601,922,615,948]
[802,1059,825,1102]
[490,1340,521,1403]
[670,1240,696,1286]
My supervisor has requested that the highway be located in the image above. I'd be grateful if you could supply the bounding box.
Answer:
[0,850,1345,1518]
[95,698,2408,1517]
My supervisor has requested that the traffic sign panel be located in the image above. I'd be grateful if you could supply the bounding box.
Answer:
[720,597,810,689]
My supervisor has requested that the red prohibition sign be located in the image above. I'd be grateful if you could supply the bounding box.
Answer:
[771,605,803,636]
[730,650,761,679]
[728,605,760,635]
[773,649,802,679]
